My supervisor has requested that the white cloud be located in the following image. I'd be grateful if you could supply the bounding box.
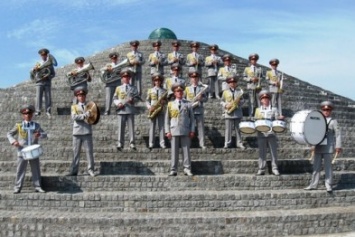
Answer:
[7,19,60,40]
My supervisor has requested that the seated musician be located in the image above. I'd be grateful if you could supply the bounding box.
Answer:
[221,75,245,150]
[30,48,57,117]
[100,52,122,115]
[146,73,168,149]
[184,71,208,149]
[7,105,47,193]
[254,90,284,176]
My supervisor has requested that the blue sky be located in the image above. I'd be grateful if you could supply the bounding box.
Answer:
[1,0,354,100]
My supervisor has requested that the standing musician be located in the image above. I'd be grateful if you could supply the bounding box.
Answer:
[148,40,167,76]
[126,40,145,95]
[100,52,122,115]
[304,101,342,193]
[217,54,237,97]
[165,83,195,176]
[265,58,283,113]
[186,41,204,75]
[146,73,168,149]
[243,53,263,117]
[254,90,284,176]
[184,71,208,149]
[167,40,185,70]
[30,48,57,117]
[221,76,246,150]
[164,65,186,100]
[205,44,223,99]
[7,105,47,193]
[66,57,94,104]
[67,87,96,177]
[113,69,140,151]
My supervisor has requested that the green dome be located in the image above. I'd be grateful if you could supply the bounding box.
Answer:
[148,28,177,39]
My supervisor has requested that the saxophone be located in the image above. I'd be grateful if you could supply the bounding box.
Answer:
[147,91,168,119]
[226,88,244,114]
[191,84,209,108]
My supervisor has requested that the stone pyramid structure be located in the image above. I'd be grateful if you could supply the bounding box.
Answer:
[1,35,355,236]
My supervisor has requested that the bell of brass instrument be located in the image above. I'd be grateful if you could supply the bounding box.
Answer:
[191,84,209,108]
[67,61,95,88]
[100,59,129,84]
[226,88,244,114]
[30,57,53,83]
[148,91,168,119]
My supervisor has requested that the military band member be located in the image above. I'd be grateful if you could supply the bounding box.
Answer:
[7,105,47,193]
[113,69,140,151]
[167,40,185,69]
[146,73,168,149]
[217,54,237,97]
[164,65,186,100]
[148,40,167,75]
[205,44,223,99]
[67,87,96,177]
[165,83,195,176]
[184,71,208,149]
[221,76,246,150]
[265,58,283,113]
[126,40,145,95]
[30,48,57,117]
[304,101,342,193]
[254,90,284,176]
[100,52,122,115]
[186,41,204,75]
[243,53,263,117]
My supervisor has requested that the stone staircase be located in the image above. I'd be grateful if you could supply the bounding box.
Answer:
[1,39,355,236]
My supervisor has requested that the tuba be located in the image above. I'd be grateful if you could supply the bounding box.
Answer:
[191,84,209,108]
[147,91,168,119]
[226,88,244,114]
[66,61,95,89]
[30,57,53,83]
[84,101,100,125]
[100,59,129,84]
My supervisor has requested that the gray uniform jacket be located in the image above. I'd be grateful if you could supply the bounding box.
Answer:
[205,55,223,77]
[254,106,279,137]
[221,89,244,119]
[167,51,185,66]
[148,51,167,75]
[113,84,140,115]
[126,51,145,73]
[7,121,47,156]
[71,104,92,135]
[184,85,208,115]
[165,99,195,136]
[315,118,341,154]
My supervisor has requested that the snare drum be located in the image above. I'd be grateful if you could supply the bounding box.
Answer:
[21,144,43,160]
[272,120,286,133]
[290,110,327,145]
[255,120,272,132]
[239,121,255,134]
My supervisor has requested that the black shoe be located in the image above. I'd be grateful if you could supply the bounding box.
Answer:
[117,146,122,151]
[13,188,21,194]
[104,112,110,115]
[35,112,41,116]
[168,171,177,176]
[65,173,77,176]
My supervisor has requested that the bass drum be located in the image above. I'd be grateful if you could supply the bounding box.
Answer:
[290,110,327,145]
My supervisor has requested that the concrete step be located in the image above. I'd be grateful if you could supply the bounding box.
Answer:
[1,158,355,175]
[1,172,354,192]
[1,189,355,213]
[1,206,355,236]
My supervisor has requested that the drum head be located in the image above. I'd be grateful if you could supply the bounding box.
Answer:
[304,110,327,145]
